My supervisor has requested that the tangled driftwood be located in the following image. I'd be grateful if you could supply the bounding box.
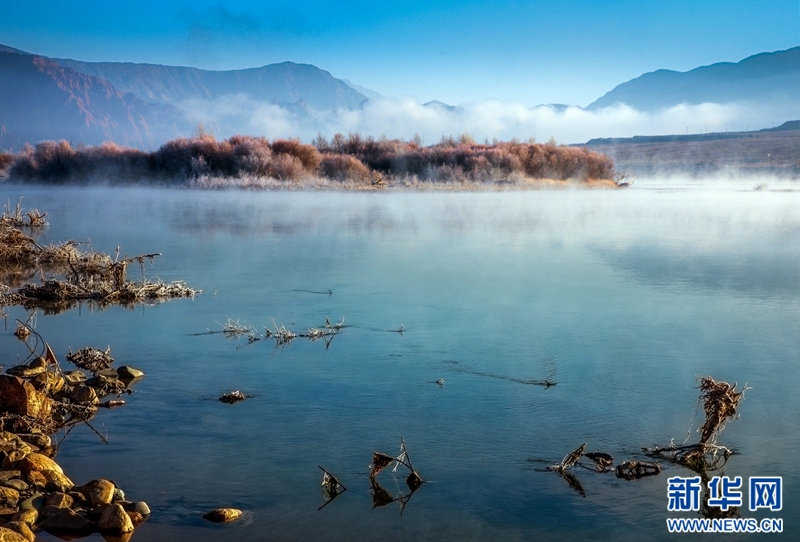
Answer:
[646,376,747,471]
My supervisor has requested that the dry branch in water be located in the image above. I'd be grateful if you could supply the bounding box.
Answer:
[646,376,747,471]
[552,443,587,472]
[696,376,745,446]
[369,452,395,479]
[369,437,424,491]
[66,346,114,373]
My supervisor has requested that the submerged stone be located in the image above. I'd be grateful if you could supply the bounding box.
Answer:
[202,507,243,523]
[120,500,150,516]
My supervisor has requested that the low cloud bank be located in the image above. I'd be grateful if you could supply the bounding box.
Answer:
[180,95,788,144]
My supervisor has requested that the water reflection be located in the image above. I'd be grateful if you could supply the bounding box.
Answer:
[595,243,800,299]
[369,477,421,515]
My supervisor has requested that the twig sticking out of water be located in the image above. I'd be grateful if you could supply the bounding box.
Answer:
[318,465,347,511]
[646,376,748,472]
[369,437,424,492]
[1,198,49,228]
[324,316,345,331]
[551,443,586,473]
[319,466,346,492]
[265,318,297,345]
[306,327,334,340]
[217,317,261,343]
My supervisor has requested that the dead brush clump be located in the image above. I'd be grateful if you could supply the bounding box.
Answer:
[2,198,49,228]
[66,346,114,372]
[647,376,748,471]
[0,226,41,266]
[1,207,200,311]
[15,254,199,304]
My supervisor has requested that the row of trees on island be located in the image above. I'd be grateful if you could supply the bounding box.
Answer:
[0,132,616,186]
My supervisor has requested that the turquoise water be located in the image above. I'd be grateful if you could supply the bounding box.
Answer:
[1,183,798,540]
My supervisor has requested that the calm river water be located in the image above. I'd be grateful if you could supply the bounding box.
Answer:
[1,181,798,541]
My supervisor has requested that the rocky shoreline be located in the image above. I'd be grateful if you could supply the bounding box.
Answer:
[0,333,150,541]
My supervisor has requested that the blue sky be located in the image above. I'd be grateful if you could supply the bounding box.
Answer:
[2,0,799,107]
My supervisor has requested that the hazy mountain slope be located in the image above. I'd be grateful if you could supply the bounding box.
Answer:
[0,51,188,151]
[54,58,369,110]
[588,47,800,111]
[342,79,383,100]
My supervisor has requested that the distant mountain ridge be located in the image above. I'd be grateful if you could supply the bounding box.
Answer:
[588,46,800,111]
[0,43,371,151]
[0,50,187,150]
[54,58,369,110]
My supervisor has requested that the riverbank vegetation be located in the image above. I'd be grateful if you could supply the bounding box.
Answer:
[1,201,199,315]
[0,133,618,188]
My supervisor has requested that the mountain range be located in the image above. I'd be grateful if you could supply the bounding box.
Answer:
[1,43,800,151]
[0,44,369,151]
[588,47,800,111]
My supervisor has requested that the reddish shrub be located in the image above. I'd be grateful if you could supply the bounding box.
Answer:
[270,139,322,171]
[0,152,14,171]
[320,154,371,182]
[268,153,305,180]
[4,133,615,184]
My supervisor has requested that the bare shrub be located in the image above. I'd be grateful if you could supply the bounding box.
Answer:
[320,154,371,182]
[270,139,322,171]
[269,153,305,180]
[0,152,14,173]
